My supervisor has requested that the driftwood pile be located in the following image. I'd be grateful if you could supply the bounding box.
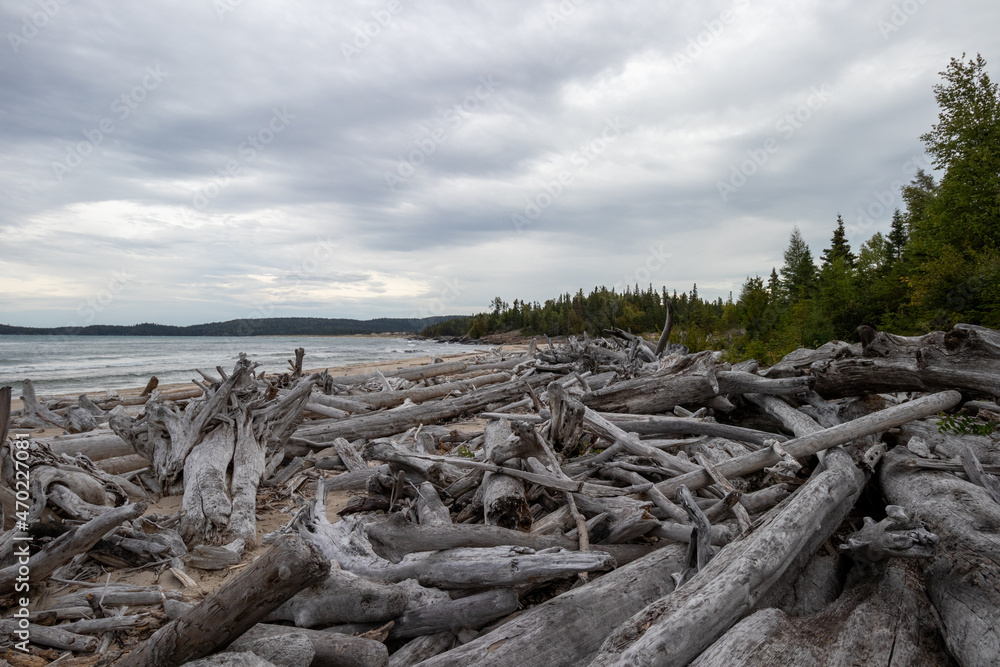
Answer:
[2,324,1000,666]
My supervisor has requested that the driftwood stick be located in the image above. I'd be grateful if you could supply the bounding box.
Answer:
[0,502,146,593]
[652,390,961,498]
[117,534,330,667]
[590,447,867,667]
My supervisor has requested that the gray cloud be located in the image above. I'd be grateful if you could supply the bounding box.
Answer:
[1,0,998,327]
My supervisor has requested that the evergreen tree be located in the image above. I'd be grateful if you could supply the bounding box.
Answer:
[821,215,855,267]
[780,226,816,301]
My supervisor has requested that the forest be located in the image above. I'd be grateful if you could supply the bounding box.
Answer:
[422,54,1000,365]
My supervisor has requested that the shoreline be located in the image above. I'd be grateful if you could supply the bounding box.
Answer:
[8,345,522,413]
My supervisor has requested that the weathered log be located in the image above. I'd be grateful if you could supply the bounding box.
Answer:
[352,372,511,410]
[414,544,687,667]
[40,429,136,461]
[415,481,452,526]
[690,562,951,666]
[0,619,98,652]
[296,373,554,443]
[266,568,409,628]
[388,631,455,667]
[223,632,315,667]
[482,419,531,530]
[589,446,867,667]
[164,600,389,667]
[651,390,961,498]
[604,413,786,447]
[389,588,519,639]
[0,502,146,594]
[581,370,811,414]
[838,505,938,566]
[0,385,10,446]
[326,360,468,386]
[118,534,330,667]
[881,445,1000,667]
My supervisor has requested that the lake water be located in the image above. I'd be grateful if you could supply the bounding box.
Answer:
[0,335,478,398]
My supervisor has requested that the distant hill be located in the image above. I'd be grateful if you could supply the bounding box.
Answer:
[0,316,462,337]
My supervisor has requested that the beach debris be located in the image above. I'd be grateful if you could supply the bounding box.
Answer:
[2,323,999,665]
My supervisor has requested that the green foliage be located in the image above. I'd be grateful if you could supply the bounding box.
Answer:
[936,412,996,437]
[456,445,475,458]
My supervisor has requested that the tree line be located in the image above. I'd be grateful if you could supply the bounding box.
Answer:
[422,54,1000,365]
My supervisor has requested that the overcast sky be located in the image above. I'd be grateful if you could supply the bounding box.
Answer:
[2,0,998,328]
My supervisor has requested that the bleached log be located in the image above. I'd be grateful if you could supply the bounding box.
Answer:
[589,447,867,667]
[690,562,951,666]
[352,372,511,410]
[295,373,554,443]
[332,437,367,473]
[581,371,810,414]
[118,534,330,667]
[326,360,468,386]
[881,445,1000,667]
[266,568,408,628]
[651,390,961,498]
[389,588,519,639]
[164,600,389,667]
[416,481,452,526]
[482,419,531,530]
[40,429,136,461]
[414,544,687,667]
[812,323,1000,398]
[604,414,786,447]
[388,631,455,667]
[0,619,98,652]
[0,502,146,594]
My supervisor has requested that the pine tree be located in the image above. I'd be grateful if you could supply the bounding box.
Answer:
[821,215,855,267]
[780,226,816,301]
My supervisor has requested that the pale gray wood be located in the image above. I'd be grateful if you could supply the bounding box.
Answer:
[165,600,389,667]
[416,481,452,526]
[651,390,961,498]
[388,632,454,667]
[0,619,98,652]
[0,501,146,594]
[413,544,687,667]
[118,534,330,667]
[229,631,315,667]
[332,437,368,473]
[352,372,511,410]
[266,568,408,628]
[326,360,468,386]
[603,413,787,447]
[389,588,519,639]
[482,419,531,530]
[297,374,553,443]
[881,446,1000,667]
[589,447,866,667]
[691,563,952,667]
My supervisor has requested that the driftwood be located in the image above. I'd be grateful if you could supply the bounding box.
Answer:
[118,534,330,667]
[10,328,1000,665]
[590,447,868,666]
[881,445,1000,667]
